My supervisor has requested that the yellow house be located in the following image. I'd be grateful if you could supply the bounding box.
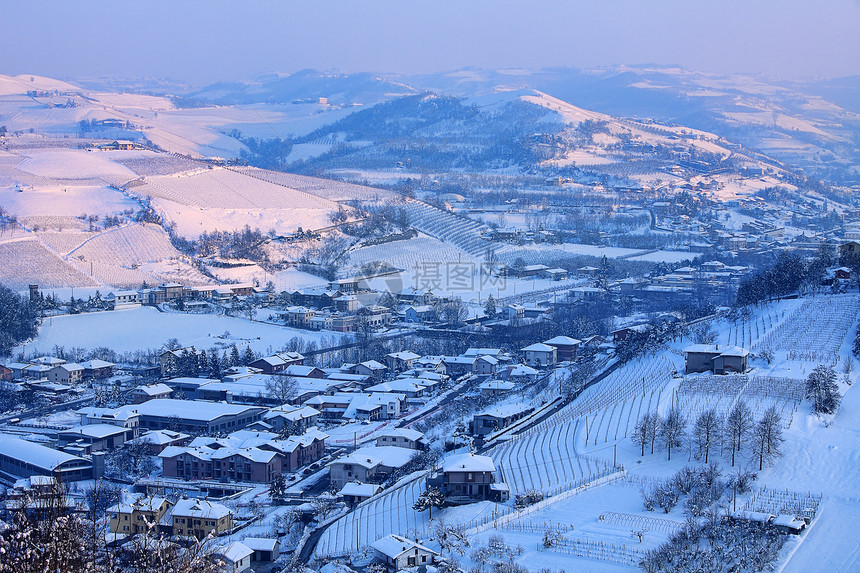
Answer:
[109,496,172,535]
[170,498,233,539]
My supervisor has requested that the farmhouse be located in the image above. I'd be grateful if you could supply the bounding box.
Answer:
[384,351,421,372]
[479,379,516,397]
[684,344,749,374]
[339,481,383,505]
[249,352,305,374]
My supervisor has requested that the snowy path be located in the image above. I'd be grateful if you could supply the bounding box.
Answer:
[776,381,860,572]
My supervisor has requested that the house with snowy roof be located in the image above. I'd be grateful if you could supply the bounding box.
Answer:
[108,495,173,535]
[365,379,426,400]
[440,453,508,504]
[130,382,173,403]
[505,364,539,383]
[521,343,557,367]
[47,362,84,385]
[242,537,280,563]
[249,352,304,374]
[351,360,388,381]
[170,498,234,538]
[213,541,252,573]
[80,359,115,379]
[479,379,516,397]
[403,305,435,323]
[262,405,320,435]
[78,405,141,433]
[471,402,534,436]
[328,446,417,488]
[543,335,581,361]
[384,351,422,372]
[472,354,500,376]
[375,428,427,450]
[372,533,438,571]
[339,481,383,505]
[684,344,749,374]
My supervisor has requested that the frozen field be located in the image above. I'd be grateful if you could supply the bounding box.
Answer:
[21,306,346,356]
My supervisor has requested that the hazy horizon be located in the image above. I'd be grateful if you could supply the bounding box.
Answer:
[1,0,858,86]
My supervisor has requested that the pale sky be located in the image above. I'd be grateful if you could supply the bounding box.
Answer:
[1,0,858,85]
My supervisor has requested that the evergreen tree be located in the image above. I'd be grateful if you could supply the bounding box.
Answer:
[242,345,255,366]
[484,293,497,319]
[805,364,841,414]
[208,348,221,378]
[412,486,445,519]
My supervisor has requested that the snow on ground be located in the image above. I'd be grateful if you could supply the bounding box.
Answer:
[0,184,138,218]
[19,306,346,356]
[626,250,696,264]
[15,149,138,181]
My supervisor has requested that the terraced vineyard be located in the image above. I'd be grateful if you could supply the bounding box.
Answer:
[753,294,860,363]
[401,198,492,258]
[347,233,474,274]
[67,223,180,267]
[488,420,617,495]
[232,166,399,202]
[676,374,804,429]
[0,239,99,288]
[138,167,340,210]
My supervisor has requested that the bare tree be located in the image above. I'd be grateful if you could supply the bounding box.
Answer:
[660,406,687,461]
[646,411,661,455]
[266,374,298,405]
[434,519,470,556]
[694,409,721,464]
[752,406,784,470]
[725,400,753,467]
[632,412,652,456]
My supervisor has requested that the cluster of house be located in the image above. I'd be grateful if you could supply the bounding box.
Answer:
[0,356,115,398]
[1,356,115,384]
[106,282,258,309]
[613,260,752,302]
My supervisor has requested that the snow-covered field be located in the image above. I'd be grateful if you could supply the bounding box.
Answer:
[133,167,340,236]
[20,306,346,356]
[0,184,138,219]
